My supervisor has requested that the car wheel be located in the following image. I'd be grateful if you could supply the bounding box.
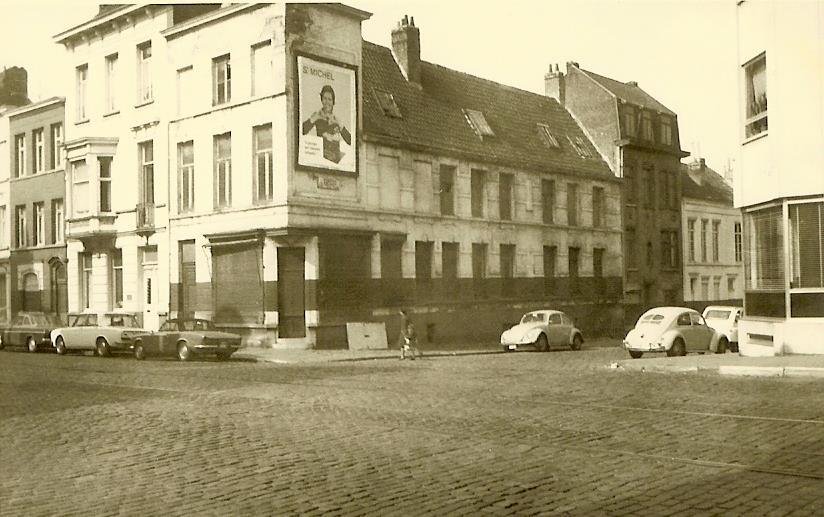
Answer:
[55,336,66,355]
[96,338,110,358]
[134,342,146,361]
[571,334,583,351]
[177,342,191,362]
[27,337,38,353]
[667,338,686,357]
[535,334,548,352]
[716,337,729,354]
[628,350,643,359]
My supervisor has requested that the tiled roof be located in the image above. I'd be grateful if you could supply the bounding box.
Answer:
[680,162,733,205]
[362,41,616,180]
[579,68,675,116]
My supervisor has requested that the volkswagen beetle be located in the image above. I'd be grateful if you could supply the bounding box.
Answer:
[623,307,728,359]
[500,310,583,352]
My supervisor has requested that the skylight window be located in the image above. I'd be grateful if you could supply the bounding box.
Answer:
[463,108,495,138]
[537,123,560,148]
[567,135,594,159]
[374,88,402,118]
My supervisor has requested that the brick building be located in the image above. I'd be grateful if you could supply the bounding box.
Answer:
[55,3,623,347]
[545,63,688,309]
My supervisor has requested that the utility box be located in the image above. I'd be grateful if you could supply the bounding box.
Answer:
[346,322,388,350]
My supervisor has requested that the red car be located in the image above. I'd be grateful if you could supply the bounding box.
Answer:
[132,318,241,361]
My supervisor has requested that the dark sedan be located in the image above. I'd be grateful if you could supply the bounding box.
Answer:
[132,318,241,361]
[0,312,64,353]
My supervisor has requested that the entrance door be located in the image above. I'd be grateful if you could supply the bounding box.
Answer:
[143,265,158,330]
[179,241,196,319]
[277,247,305,338]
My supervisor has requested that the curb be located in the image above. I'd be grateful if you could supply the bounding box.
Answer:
[718,366,784,377]
[613,362,824,378]
[235,349,503,364]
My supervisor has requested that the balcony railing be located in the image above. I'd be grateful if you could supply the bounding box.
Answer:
[136,203,155,231]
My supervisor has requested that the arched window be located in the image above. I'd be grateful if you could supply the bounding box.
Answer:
[50,261,67,317]
[23,272,40,312]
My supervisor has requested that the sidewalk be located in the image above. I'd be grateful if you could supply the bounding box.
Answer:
[612,352,824,378]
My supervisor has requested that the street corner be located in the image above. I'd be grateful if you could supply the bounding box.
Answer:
[608,358,700,374]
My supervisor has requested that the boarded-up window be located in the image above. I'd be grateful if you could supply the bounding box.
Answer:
[212,243,262,323]
[472,243,487,298]
[500,244,515,297]
[318,235,371,308]
[543,245,556,296]
[179,240,196,317]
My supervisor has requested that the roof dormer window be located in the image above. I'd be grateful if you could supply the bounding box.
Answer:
[463,108,495,138]
[537,123,560,148]
[373,88,402,118]
[567,135,593,159]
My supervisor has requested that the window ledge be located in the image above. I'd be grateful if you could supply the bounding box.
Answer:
[75,119,90,126]
[103,110,120,118]
[742,131,768,146]
[135,100,154,109]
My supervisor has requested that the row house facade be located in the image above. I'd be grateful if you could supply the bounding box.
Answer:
[55,3,623,347]
[0,66,31,322]
[546,63,689,309]
[735,0,824,355]
[680,158,743,303]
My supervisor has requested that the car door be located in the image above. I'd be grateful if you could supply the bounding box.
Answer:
[9,314,28,346]
[547,313,565,347]
[157,320,178,354]
[79,314,98,349]
[675,312,697,351]
[690,312,715,351]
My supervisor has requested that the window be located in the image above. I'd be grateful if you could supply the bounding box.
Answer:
[668,171,677,209]
[470,169,485,217]
[592,186,605,228]
[472,243,487,298]
[701,219,708,262]
[253,124,273,203]
[176,66,193,116]
[138,141,154,205]
[567,135,593,158]
[98,157,112,212]
[744,205,783,290]
[542,179,555,224]
[71,160,89,215]
[659,117,673,146]
[112,250,123,308]
[689,277,697,299]
[80,253,92,309]
[624,167,636,204]
[622,106,636,137]
[137,42,152,103]
[0,206,6,248]
[499,173,513,221]
[178,141,194,213]
[712,220,720,262]
[105,53,118,113]
[744,53,767,138]
[626,229,637,269]
[688,219,696,262]
[727,276,736,295]
[14,134,25,178]
[439,165,455,215]
[33,129,44,173]
[374,88,402,118]
[441,242,459,286]
[789,202,824,288]
[641,112,654,141]
[76,64,88,120]
[214,133,232,208]
[568,247,580,291]
[33,202,45,246]
[701,277,709,300]
[543,245,557,295]
[645,168,655,208]
[15,205,26,248]
[212,54,231,105]
[734,222,743,262]
[661,230,678,269]
[51,199,64,244]
[463,109,494,138]
[500,244,515,297]
[50,123,63,169]
[713,277,722,300]
[537,123,560,148]
[567,183,578,226]
[593,248,604,278]
[415,241,433,297]
[251,41,273,97]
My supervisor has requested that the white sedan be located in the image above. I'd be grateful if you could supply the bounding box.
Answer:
[702,306,743,353]
[623,307,728,359]
[500,310,583,352]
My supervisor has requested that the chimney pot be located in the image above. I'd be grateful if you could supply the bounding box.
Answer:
[392,15,421,84]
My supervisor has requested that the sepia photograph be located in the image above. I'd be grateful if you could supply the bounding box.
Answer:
[0,0,823,515]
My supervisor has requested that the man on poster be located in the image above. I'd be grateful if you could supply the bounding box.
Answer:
[301,84,352,164]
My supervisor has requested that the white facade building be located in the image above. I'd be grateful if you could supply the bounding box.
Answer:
[736,0,824,355]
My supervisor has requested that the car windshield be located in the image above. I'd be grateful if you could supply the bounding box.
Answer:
[181,319,215,331]
[638,313,665,325]
[705,310,731,320]
[521,313,546,324]
[30,314,64,327]
[105,314,140,328]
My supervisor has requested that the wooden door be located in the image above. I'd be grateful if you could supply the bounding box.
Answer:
[277,248,305,338]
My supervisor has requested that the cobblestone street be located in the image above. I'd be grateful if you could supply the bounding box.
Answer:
[2,347,823,516]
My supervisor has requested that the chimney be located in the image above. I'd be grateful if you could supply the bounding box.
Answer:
[0,66,29,108]
[391,15,421,84]
[687,157,706,186]
[545,63,565,106]
[627,80,638,87]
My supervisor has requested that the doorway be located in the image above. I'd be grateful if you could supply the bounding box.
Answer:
[277,247,305,338]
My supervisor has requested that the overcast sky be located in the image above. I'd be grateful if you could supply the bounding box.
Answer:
[0,0,739,174]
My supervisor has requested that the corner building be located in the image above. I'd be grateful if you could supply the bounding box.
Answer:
[56,4,623,347]
[735,0,824,355]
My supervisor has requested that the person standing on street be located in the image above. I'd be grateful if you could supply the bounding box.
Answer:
[398,309,420,360]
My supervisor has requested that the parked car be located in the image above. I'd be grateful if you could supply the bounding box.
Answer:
[131,318,241,361]
[501,310,583,352]
[702,306,743,353]
[623,307,728,359]
[51,313,148,357]
[0,312,64,353]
